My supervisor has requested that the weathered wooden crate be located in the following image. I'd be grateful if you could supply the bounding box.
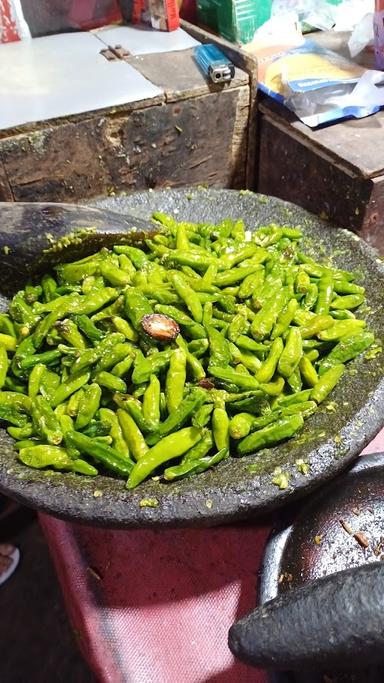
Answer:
[0,30,257,203]
[256,95,384,254]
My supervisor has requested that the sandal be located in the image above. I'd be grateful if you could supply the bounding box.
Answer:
[0,543,20,585]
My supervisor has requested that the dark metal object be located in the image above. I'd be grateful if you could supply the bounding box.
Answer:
[229,453,384,679]
[100,45,131,62]
[1,188,384,529]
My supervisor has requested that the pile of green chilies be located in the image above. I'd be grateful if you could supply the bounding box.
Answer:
[0,212,376,489]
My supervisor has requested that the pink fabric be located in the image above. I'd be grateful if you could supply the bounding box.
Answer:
[39,428,384,683]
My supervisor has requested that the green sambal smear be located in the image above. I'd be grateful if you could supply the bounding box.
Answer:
[0,214,376,488]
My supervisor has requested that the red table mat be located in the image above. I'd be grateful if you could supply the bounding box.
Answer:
[39,431,384,683]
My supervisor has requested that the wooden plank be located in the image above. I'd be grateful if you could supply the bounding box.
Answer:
[103,86,249,192]
[259,96,384,180]
[0,118,113,202]
[0,94,165,142]
[182,19,258,189]
[128,48,248,104]
[358,175,384,253]
[257,112,379,240]
[1,86,249,202]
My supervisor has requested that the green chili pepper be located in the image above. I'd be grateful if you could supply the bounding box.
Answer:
[111,355,134,379]
[299,355,318,387]
[100,261,131,287]
[0,405,29,427]
[0,313,16,338]
[278,328,303,379]
[32,395,63,445]
[124,289,153,330]
[171,272,203,323]
[67,430,133,476]
[227,313,248,343]
[96,342,134,373]
[127,426,202,488]
[99,408,130,459]
[132,349,172,385]
[116,409,149,461]
[275,389,312,407]
[0,391,31,414]
[55,319,87,349]
[209,366,259,391]
[271,299,299,340]
[315,274,334,315]
[111,316,138,342]
[298,315,334,339]
[95,371,127,394]
[0,334,16,353]
[212,404,230,451]
[318,331,375,376]
[215,265,261,288]
[0,346,9,390]
[188,338,209,358]
[229,412,256,439]
[251,289,287,341]
[39,369,61,402]
[1,212,374,489]
[330,294,365,310]
[192,403,214,428]
[113,244,149,268]
[302,283,318,311]
[18,444,95,474]
[75,383,102,430]
[207,326,231,368]
[318,319,365,341]
[256,338,284,383]
[50,372,90,408]
[148,388,206,444]
[143,374,161,433]
[311,364,345,404]
[165,349,186,414]
[238,414,304,455]
[175,336,206,381]
[286,367,302,393]
[164,446,228,481]
[74,315,104,342]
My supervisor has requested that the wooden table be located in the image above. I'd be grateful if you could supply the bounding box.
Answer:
[0,37,254,203]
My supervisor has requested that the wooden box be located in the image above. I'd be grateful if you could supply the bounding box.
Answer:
[0,27,257,203]
[256,77,384,253]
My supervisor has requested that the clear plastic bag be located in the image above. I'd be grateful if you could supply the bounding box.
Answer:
[271,0,338,31]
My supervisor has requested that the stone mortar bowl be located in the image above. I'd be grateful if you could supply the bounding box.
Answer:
[0,188,384,529]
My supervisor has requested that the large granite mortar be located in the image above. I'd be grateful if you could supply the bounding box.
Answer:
[1,188,384,528]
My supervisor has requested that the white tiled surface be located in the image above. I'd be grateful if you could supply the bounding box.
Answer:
[0,32,163,130]
[94,24,199,56]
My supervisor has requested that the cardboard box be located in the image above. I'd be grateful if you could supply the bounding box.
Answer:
[197,0,271,44]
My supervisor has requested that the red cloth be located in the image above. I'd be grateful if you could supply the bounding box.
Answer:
[39,431,384,682]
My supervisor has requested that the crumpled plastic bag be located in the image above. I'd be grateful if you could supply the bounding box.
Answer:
[246,34,384,127]
[348,12,373,58]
